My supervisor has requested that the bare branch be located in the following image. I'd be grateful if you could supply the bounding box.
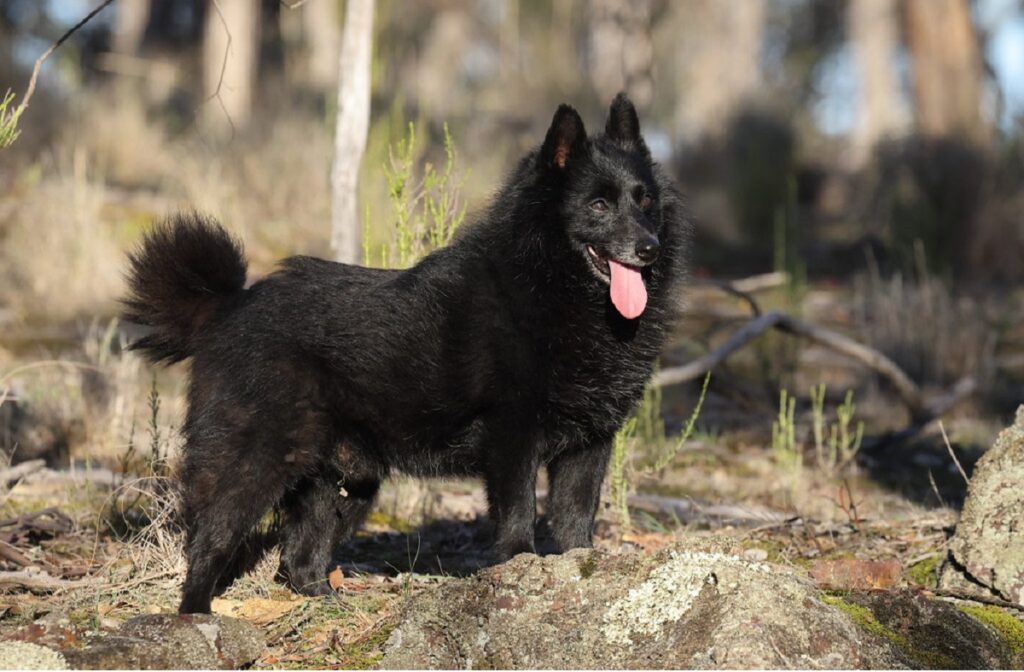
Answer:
[655,309,973,425]
[15,0,116,117]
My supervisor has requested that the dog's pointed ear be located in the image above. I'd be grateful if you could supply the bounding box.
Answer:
[605,92,641,144]
[539,104,587,170]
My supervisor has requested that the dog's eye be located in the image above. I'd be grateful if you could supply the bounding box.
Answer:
[589,199,609,212]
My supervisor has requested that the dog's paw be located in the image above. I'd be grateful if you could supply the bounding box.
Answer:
[289,579,335,597]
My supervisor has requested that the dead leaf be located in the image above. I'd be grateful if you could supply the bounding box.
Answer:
[211,596,305,625]
[620,531,672,551]
[328,567,344,590]
[809,558,902,590]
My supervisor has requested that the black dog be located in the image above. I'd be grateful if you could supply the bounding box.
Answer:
[123,94,690,614]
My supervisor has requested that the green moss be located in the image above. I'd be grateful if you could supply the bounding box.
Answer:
[821,593,956,668]
[577,552,599,579]
[959,604,1024,659]
[906,555,942,588]
[363,510,415,533]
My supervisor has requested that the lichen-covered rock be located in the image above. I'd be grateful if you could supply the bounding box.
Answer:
[59,614,263,670]
[0,641,68,670]
[942,405,1024,606]
[380,541,914,669]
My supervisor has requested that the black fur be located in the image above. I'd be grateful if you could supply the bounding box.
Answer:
[122,95,691,614]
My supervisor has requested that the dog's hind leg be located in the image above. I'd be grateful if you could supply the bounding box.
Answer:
[277,468,379,596]
[177,421,306,614]
[178,465,289,614]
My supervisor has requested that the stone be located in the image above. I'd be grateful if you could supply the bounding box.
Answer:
[942,405,1024,605]
[59,614,263,670]
[0,641,68,670]
[381,540,915,669]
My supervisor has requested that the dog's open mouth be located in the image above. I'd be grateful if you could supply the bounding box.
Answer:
[586,245,648,320]
[586,245,611,278]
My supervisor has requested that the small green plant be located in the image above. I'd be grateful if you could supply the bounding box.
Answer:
[0,90,23,150]
[608,373,710,529]
[772,388,800,471]
[810,384,864,478]
[649,372,710,473]
[375,122,467,269]
[609,416,637,529]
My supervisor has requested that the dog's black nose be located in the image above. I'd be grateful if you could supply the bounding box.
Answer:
[635,238,660,264]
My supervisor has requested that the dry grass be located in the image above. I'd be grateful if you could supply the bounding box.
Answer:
[853,257,996,389]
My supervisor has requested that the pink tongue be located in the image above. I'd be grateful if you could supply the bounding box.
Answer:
[608,259,648,319]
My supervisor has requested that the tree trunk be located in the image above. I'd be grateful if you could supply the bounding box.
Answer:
[302,0,341,90]
[586,0,654,108]
[113,0,150,55]
[669,0,765,144]
[203,0,260,129]
[330,0,375,265]
[905,0,989,142]
[848,0,907,165]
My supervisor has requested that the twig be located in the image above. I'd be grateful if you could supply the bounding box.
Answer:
[694,279,763,317]
[0,540,31,567]
[939,421,970,486]
[0,569,101,592]
[13,0,116,117]
[928,587,1024,612]
[204,0,237,138]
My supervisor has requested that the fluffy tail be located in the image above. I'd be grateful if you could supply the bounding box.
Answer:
[122,213,247,364]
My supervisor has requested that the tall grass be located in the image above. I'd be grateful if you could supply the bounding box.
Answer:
[608,373,710,529]
[0,90,22,150]
[369,122,467,268]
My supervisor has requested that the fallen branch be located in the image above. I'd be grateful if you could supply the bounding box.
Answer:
[0,569,101,593]
[0,459,45,488]
[928,587,1024,612]
[0,540,31,567]
[12,0,116,117]
[655,310,971,424]
[627,493,790,527]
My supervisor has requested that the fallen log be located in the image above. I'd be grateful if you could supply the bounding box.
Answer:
[655,310,973,424]
[0,459,46,488]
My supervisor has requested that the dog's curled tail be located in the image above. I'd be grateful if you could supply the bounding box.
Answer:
[122,213,247,364]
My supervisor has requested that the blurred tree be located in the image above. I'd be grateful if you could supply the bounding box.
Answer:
[331,0,375,264]
[670,0,765,144]
[114,0,150,56]
[848,0,907,165]
[905,0,990,143]
[586,0,654,108]
[302,0,340,90]
[203,0,260,129]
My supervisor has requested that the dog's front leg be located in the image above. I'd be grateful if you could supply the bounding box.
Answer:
[484,430,539,561]
[545,442,612,552]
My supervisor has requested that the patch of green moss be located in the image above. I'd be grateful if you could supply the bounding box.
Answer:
[906,555,942,588]
[577,552,599,579]
[363,510,415,533]
[959,604,1024,659]
[821,593,955,668]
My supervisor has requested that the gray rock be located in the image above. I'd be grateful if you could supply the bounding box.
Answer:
[0,641,68,670]
[60,614,263,670]
[942,405,1024,606]
[381,542,903,669]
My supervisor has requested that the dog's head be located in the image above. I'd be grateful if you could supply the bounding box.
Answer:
[537,94,664,320]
